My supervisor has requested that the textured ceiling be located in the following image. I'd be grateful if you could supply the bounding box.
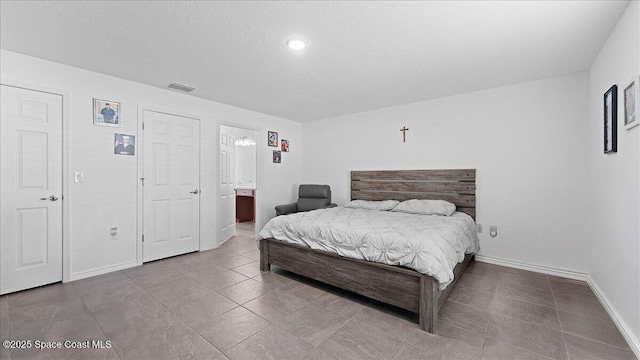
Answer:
[0,1,630,122]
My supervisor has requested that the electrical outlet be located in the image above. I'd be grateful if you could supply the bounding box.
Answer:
[489,226,498,237]
[110,227,118,239]
[74,172,84,183]
[476,224,483,233]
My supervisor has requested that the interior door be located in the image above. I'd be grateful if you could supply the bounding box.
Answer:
[218,127,236,243]
[1,85,63,295]
[143,110,200,262]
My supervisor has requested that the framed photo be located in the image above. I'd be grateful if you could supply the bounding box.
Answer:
[624,75,639,130]
[273,150,281,163]
[114,134,135,156]
[94,99,120,126]
[268,131,278,147]
[604,85,617,154]
[281,139,289,152]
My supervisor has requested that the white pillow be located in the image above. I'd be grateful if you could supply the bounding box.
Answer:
[344,200,400,211]
[391,199,456,216]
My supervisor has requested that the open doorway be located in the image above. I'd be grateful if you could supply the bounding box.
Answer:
[218,125,258,246]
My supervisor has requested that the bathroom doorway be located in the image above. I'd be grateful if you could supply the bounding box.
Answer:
[218,125,258,245]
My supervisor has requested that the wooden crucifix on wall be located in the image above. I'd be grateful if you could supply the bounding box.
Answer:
[400,126,409,142]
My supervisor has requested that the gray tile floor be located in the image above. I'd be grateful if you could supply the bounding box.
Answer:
[0,221,636,360]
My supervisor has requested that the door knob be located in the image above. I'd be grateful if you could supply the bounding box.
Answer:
[190,189,199,194]
[40,195,58,201]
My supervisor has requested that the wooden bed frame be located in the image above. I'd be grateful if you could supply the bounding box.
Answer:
[259,169,476,333]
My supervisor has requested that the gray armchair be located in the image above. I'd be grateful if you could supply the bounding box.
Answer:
[275,184,337,216]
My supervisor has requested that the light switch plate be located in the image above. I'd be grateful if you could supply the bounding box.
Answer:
[74,172,84,183]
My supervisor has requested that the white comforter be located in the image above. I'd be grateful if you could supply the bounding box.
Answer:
[258,207,480,289]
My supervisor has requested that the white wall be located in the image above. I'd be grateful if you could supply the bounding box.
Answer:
[587,0,640,349]
[302,72,591,273]
[0,49,302,281]
[258,126,301,224]
[236,144,256,185]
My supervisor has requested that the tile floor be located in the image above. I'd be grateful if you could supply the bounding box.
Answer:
[0,221,636,360]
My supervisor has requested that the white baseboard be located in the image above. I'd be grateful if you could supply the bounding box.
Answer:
[474,255,639,358]
[200,243,217,252]
[67,260,138,282]
[474,255,589,281]
[587,277,640,358]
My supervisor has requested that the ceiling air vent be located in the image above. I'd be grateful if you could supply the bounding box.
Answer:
[167,82,197,93]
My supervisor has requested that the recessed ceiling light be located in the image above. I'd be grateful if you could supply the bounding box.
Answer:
[287,38,307,50]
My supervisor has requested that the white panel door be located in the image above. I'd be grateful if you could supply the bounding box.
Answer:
[218,128,236,243]
[1,85,63,295]
[143,110,200,262]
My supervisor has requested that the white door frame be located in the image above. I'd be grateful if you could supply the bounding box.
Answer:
[216,121,263,245]
[0,78,71,282]
[136,104,202,265]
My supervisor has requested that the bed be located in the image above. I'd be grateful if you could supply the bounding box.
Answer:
[258,169,477,333]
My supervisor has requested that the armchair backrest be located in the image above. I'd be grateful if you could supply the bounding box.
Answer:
[297,184,331,212]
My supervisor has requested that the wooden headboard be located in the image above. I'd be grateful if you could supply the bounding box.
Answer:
[351,169,476,219]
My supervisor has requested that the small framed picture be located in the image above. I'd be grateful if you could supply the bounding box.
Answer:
[604,85,617,154]
[94,99,120,126]
[114,134,135,156]
[268,131,278,147]
[624,75,639,130]
[273,150,281,163]
[281,139,289,152]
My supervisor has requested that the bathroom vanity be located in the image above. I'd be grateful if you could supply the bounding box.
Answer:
[235,187,255,222]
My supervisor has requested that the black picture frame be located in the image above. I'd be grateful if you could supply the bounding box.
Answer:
[604,85,617,154]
